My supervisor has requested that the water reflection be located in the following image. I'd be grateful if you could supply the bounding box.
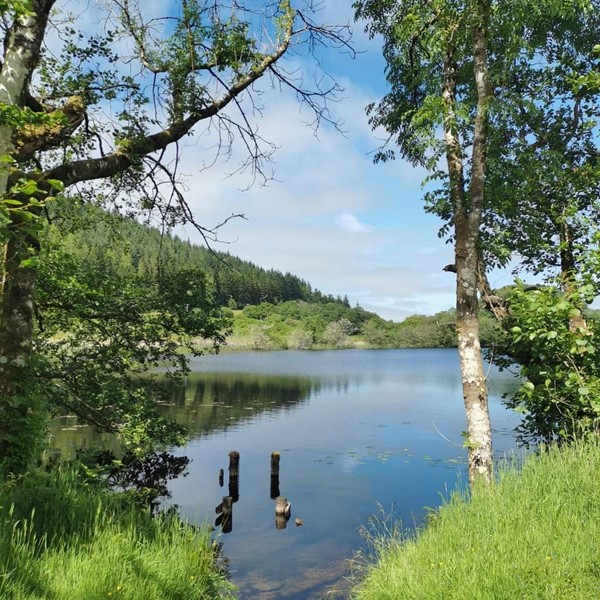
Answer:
[48,373,326,457]
[47,349,523,600]
[159,373,324,437]
[212,449,298,533]
[270,451,280,499]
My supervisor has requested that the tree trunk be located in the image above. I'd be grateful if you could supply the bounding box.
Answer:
[442,1,493,486]
[455,214,493,485]
[463,0,493,485]
[0,2,55,470]
[0,223,46,472]
[557,220,588,332]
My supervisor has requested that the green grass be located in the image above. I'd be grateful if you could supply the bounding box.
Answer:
[0,467,235,599]
[351,438,600,599]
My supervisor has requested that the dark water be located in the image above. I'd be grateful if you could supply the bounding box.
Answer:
[51,348,521,599]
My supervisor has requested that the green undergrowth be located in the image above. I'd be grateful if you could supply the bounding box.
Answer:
[0,466,235,599]
[351,438,600,599]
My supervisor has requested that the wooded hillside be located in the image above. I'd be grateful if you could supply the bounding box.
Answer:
[52,205,350,310]
[45,206,504,350]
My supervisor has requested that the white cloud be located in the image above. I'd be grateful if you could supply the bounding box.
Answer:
[335,213,372,233]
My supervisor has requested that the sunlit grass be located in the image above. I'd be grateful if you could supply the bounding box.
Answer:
[0,467,235,599]
[350,437,600,599]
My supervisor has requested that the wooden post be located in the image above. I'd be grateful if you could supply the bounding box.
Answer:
[270,451,280,499]
[228,451,240,476]
[270,451,280,475]
[218,468,224,487]
[275,496,291,530]
[228,451,240,502]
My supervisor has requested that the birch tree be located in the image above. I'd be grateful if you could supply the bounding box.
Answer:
[355,0,494,484]
[354,0,594,484]
[0,0,348,471]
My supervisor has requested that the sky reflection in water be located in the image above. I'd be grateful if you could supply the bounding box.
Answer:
[161,349,521,600]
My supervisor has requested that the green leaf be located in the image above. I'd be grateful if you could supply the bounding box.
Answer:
[18,180,40,195]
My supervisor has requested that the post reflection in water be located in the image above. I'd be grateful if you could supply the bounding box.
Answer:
[270,451,280,499]
[228,451,240,502]
[214,450,240,534]
[213,449,297,533]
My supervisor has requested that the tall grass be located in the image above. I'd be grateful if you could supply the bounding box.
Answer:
[0,467,235,599]
[351,438,600,599]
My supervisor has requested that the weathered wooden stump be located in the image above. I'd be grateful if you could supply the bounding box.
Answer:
[270,451,280,475]
[275,495,291,529]
[215,495,233,534]
[228,451,240,476]
[228,451,240,502]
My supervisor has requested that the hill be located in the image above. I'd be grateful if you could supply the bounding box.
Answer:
[45,205,502,349]
[52,205,351,310]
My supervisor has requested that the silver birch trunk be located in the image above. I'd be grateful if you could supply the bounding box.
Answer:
[442,1,493,486]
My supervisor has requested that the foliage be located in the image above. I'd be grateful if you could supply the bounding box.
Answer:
[322,318,356,348]
[495,282,600,444]
[0,392,47,476]
[351,437,600,599]
[288,328,313,350]
[0,466,235,599]
[247,323,274,350]
[481,6,600,277]
[229,299,505,350]
[30,206,230,456]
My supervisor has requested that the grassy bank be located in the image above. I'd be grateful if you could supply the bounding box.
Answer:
[351,438,600,599]
[0,467,235,599]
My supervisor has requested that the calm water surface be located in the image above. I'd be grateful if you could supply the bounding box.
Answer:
[52,348,522,599]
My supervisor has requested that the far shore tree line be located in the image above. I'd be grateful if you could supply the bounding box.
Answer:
[48,203,600,363]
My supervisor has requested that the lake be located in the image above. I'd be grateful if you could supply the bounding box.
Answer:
[51,348,522,599]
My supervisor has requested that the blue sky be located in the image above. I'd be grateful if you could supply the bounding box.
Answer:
[62,1,518,322]
[171,2,462,322]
